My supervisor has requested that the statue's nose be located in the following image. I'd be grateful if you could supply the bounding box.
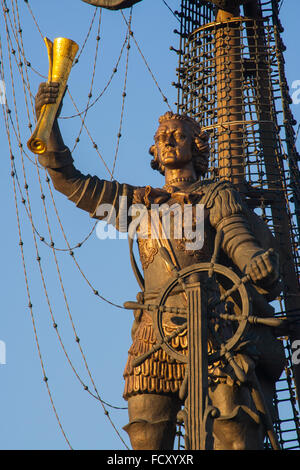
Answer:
[166,134,175,146]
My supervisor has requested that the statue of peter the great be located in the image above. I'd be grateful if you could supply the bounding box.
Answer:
[35,80,285,450]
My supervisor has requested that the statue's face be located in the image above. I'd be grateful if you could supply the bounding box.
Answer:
[155,120,193,170]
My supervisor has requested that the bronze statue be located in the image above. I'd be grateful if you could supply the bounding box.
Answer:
[34,81,285,450]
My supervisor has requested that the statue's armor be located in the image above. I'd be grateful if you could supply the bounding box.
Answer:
[39,147,285,408]
[121,183,285,401]
[123,187,216,399]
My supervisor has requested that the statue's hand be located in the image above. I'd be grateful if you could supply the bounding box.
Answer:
[133,186,169,207]
[245,248,279,289]
[35,82,60,120]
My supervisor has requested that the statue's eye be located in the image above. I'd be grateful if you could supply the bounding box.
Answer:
[176,133,186,141]
[156,134,167,143]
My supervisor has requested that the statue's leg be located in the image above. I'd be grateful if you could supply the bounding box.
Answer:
[209,382,265,450]
[123,394,181,450]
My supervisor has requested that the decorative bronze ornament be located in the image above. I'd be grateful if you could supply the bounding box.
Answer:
[81,0,142,10]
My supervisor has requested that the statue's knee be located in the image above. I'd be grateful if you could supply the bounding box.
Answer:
[232,439,247,451]
[213,412,264,450]
[123,420,177,450]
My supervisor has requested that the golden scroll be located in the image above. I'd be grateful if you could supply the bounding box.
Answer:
[27,37,79,155]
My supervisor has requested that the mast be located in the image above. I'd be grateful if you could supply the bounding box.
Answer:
[174,0,300,449]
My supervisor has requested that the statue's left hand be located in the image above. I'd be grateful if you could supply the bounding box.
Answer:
[245,248,279,289]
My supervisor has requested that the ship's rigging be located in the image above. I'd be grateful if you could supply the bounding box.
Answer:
[0,0,299,450]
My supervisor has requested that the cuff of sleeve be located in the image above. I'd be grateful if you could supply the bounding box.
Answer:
[38,147,74,169]
[215,214,249,232]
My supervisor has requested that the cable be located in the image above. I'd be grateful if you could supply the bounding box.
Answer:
[1,1,130,448]
[110,8,133,179]
[161,0,181,23]
[120,9,173,112]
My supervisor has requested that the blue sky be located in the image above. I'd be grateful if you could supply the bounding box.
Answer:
[0,0,299,450]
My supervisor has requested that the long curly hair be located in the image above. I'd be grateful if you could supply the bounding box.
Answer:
[149,111,210,178]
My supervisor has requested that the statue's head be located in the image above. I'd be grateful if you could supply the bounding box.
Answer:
[149,111,209,178]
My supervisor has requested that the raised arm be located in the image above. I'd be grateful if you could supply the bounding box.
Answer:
[34,82,134,225]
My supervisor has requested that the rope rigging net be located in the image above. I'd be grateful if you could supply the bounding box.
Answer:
[0,0,177,449]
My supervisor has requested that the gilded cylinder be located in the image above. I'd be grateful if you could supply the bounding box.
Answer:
[27,37,79,155]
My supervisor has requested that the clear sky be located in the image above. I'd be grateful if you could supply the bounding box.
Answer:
[0,0,299,450]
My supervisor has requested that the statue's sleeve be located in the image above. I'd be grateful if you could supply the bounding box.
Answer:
[208,184,264,272]
[38,147,135,231]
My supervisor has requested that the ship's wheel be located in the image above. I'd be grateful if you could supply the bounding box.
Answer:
[152,260,252,368]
